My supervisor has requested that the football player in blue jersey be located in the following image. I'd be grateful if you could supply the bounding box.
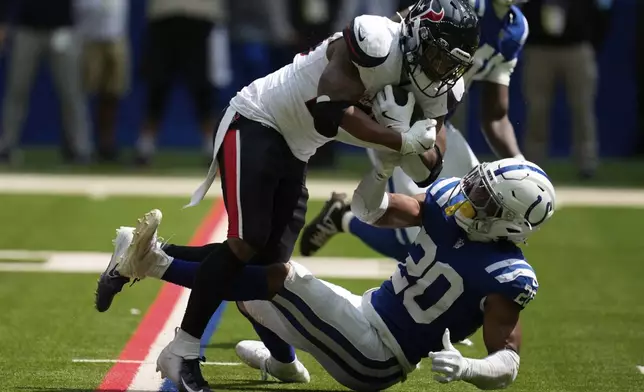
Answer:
[299,0,532,298]
[104,157,554,391]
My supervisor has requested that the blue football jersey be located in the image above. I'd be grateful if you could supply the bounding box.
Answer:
[464,1,529,87]
[370,178,538,366]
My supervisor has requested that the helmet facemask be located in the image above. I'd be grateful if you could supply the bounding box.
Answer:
[402,19,474,98]
[449,165,529,242]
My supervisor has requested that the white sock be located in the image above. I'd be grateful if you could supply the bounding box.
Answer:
[341,210,354,233]
[145,250,173,279]
[170,328,201,359]
[513,153,525,161]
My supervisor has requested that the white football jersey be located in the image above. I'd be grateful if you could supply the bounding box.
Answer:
[229,15,452,162]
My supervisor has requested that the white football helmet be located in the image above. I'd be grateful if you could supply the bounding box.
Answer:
[448,158,555,243]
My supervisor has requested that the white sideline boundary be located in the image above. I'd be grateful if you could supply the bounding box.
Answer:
[0,173,643,207]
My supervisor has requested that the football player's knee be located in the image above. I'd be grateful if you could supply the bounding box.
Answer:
[227,238,258,262]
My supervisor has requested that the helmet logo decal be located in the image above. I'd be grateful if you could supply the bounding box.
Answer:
[417,1,445,22]
[524,196,552,226]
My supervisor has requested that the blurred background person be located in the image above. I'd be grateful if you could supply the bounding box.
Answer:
[227,0,297,96]
[136,0,225,165]
[522,0,613,179]
[76,0,130,162]
[0,0,90,164]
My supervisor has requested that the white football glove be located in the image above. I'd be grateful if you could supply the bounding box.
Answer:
[428,329,470,384]
[372,85,416,133]
[400,118,437,155]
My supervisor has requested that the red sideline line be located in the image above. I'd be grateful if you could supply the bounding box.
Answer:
[96,201,227,391]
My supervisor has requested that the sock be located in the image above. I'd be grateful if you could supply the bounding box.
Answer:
[170,328,201,359]
[348,216,408,262]
[163,243,221,262]
[228,265,270,300]
[249,318,296,364]
[161,258,200,288]
[160,258,272,299]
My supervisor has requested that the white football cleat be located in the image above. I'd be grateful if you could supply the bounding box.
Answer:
[116,209,171,280]
[157,329,210,392]
[235,340,310,383]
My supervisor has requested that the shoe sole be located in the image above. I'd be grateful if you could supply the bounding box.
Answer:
[94,227,134,312]
[299,194,346,256]
[119,209,162,279]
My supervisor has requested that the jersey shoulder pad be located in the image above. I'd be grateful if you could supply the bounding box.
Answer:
[421,177,462,241]
[343,15,392,68]
[485,254,538,309]
[497,6,529,60]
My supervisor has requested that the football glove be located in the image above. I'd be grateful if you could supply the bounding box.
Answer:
[372,85,415,133]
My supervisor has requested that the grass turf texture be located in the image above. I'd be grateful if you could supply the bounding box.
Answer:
[0,196,641,391]
[2,147,644,188]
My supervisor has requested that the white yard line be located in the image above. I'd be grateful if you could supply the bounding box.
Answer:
[0,250,394,279]
[637,365,644,375]
[0,173,643,206]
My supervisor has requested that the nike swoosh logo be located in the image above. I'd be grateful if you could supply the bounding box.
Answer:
[418,141,432,150]
[381,111,399,123]
[357,27,366,42]
[182,377,203,392]
[107,264,119,277]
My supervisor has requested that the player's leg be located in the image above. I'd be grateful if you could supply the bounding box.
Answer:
[240,261,405,391]
[440,122,480,178]
[236,305,310,383]
[158,115,299,391]
[237,160,309,379]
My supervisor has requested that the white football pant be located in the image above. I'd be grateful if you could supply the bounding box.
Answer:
[242,261,409,391]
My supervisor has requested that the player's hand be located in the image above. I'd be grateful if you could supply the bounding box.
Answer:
[372,85,415,133]
[428,329,469,384]
[400,119,437,155]
[371,149,402,180]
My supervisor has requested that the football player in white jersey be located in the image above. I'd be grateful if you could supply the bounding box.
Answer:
[300,0,530,293]
[104,157,555,391]
[93,1,480,390]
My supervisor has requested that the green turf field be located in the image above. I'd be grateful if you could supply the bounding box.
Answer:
[0,195,642,391]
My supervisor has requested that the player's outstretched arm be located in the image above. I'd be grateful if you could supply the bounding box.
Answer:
[350,166,424,229]
[429,294,523,390]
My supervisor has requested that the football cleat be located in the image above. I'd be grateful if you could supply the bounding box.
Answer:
[235,340,310,383]
[117,209,171,280]
[94,227,134,312]
[157,329,210,392]
[299,192,349,256]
